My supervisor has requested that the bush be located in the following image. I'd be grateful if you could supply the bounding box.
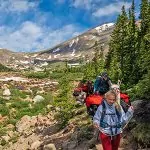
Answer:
[132,123,150,148]
[10,101,30,109]
[11,89,27,99]
[25,72,49,79]
[0,105,9,116]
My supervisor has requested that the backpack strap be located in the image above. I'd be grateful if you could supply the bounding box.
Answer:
[100,100,106,125]
[100,101,122,129]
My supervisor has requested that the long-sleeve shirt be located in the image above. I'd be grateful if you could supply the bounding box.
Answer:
[94,76,111,94]
[93,100,134,136]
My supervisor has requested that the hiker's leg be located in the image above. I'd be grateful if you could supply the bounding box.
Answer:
[111,134,121,150]
[99,132,112,150]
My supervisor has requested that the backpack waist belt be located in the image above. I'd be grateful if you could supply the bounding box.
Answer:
[100,121,122,128]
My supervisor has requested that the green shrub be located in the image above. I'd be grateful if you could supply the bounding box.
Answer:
[25,72,49,79]
[132,123,150,148]
[10,101,30,109]
[11,89,27,99]
[0,105,9,116]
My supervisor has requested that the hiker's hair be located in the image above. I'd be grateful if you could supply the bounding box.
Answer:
[105,90,121,111]
[104,90,117,100]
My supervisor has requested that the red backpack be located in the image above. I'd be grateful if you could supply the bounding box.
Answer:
[85,94,103,107]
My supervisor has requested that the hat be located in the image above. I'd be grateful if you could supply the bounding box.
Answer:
[101,72,108,77]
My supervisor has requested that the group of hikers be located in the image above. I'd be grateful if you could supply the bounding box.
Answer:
[73,72,134,150]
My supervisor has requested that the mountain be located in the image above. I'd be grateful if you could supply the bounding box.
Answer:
[0,23,115,70]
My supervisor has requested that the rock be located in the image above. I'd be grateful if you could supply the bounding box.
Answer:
[6,124,15,130]
[1,135,10,142]
[46,105,53,110]
[3,89,11,96]
[30,140,42,150]
[0,114,2,120]
[7,131,14,138]
[33,95,45,103]
[62,141,77,150]
[16,115,31,133]
[43,143,56,150]
[131,100,143,109]
[5,103,12,107]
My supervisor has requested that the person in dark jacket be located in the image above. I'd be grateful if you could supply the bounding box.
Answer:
[94,72,112,95]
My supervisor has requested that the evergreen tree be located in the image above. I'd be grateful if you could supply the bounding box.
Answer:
[123,0,139,85]
[106,6,128,82]
[139,0,150,75]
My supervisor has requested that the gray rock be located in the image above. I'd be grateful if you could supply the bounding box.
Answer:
[43,143,56,150]
[30,140,42,150]
[3,89,11,96]
[33,95,45,103]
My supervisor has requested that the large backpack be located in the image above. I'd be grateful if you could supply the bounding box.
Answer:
[73,80,94,97]
[86,94,103,117]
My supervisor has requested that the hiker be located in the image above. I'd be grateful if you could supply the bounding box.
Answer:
[93,90,134,150]
[110,84,131,112]
[94,72,112,95]
[73,80,93,104]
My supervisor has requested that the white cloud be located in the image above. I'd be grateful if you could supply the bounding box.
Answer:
[93,2,131,17]
[71,0,93,10]
[0,22,84,52]
[0,0,38,12]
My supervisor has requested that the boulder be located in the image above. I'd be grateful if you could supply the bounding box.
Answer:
[30,140,42,150]
[16,115,31,133]
[3,89,11,96]
[43,143,56,150]
[33,95,45,103]
[1,135,10,142]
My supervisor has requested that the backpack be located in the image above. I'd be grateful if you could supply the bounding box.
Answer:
[73,80,94,97]
[86,94,103,117]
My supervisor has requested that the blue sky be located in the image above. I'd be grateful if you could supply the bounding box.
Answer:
[0,0,141,52]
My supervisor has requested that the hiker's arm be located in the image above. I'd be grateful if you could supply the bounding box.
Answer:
[93,105,102,128]
[94,77,100,92]
[108,79,112,88]
[121,106,134,125]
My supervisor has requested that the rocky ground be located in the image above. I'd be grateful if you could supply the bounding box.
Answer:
[0,73,150,150]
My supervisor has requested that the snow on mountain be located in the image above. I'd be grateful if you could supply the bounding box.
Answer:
[69,40,75,48]
[48,55,52,59]
[53,48,60,53]
[95,23,114,34]
[71,49,76,56]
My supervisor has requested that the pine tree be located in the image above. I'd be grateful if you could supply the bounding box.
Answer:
[139,0,150,75]
[106,6,129,82]
[123,0,139,85]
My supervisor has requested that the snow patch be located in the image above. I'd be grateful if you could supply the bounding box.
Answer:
[20,60,29,64]
[71,49,76,56]
[48,55,51,59]
[53,48,60,53]
[24,55,29,58]
[0,77,29,82]
[89,36,96,40]
[54,54,60,58]
[69,40,75,47]
[95,23,114,34]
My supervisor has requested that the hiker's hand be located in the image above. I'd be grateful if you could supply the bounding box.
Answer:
[93,122,99,129]
[129,106,134,110]
[95,91,99,95]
